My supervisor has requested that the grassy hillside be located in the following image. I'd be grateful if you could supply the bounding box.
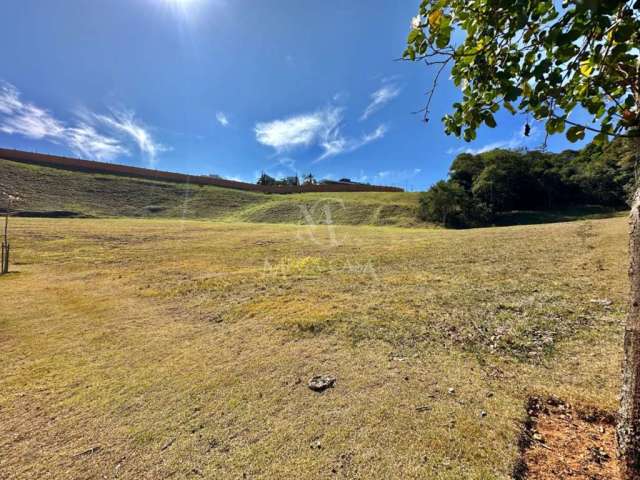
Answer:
[0,159,421,226]
[0,216,626,478]
[234,192,421,226]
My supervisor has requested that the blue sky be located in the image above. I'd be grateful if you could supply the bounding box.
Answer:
[0,0,590,191]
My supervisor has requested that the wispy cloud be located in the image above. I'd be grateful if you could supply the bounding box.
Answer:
[376,168,422,180]
[360,83,402,121]
[255,107,343,152]
[65,124,130,161]
[354,167,421,185]
[0,81,166,166]
[317,123,387,162]
[446,126,541,156]
[267,156,297,174]
[0,83,22,115]
[0,83,65,140]
[255,105,387,162]
[92,109,167,167]
[216,111,229,127]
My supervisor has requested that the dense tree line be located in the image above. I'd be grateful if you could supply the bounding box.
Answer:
[420,138,638,228]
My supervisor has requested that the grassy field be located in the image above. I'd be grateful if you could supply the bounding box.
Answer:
[0,215,628,479]
[0,159,421,226]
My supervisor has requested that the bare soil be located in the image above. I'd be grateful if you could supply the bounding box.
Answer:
[520,396,621,479]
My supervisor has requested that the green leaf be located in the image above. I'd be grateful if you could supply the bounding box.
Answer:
[579,60,593,77]
[503,101,516,114]
[404,47,416,61]
[436,26,452,48]
[613,23,635,43]
[504,86,522,102]
[566,125,586,143]
[484,113,497,128]
[592,131,608,145]
[545,119,556,135]
[545,117,565,134]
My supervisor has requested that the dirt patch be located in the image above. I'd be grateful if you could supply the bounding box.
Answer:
[518,396,620,479]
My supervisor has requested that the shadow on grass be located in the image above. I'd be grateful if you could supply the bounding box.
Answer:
[494,205,625,227]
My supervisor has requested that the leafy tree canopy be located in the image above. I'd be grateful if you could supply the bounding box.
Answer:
[419,137,636,227]
[405,0,640,143]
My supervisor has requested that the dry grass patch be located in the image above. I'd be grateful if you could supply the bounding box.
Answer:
[0,216,628,479]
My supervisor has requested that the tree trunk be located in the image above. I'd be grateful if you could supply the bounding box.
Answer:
[620,136,640,479]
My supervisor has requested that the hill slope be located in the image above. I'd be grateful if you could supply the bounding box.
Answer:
[0,159,421,226]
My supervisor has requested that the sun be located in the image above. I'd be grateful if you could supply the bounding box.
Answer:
[161,0,200,8]
[154,0,218,27]
[158,0,202,17]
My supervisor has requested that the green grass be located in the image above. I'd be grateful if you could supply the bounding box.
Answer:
[494,205,624,226]
[0,216,627,479]
[2,158,624,229]
[234,195,420,227]
[0,159,421,226]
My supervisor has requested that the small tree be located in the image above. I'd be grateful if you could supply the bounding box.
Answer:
[257,172,277,186]
[405,0,640,476]
[420,180,492,227]
[303,173,317,186]
[283,175,301,186]
[420,180,467,226]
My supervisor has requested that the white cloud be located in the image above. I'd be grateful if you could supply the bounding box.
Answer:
[0,103,66,140]
[65,124,130,161]
[447,126,541,155]
[361,124,387,144]
[216,111,229,127]
[354,167,421,185]
[317,123,388,162]
[0,83,65,140]
[0,82,167,166]
[255,104,388,162]
[255,107,343,152]
[360,84,401,120]
[0,83,24,115]
[267,157,297,173]
[447,140,521,156]
[92,109,167,167]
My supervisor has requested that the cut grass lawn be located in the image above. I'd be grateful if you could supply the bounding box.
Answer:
[0,216,628,479]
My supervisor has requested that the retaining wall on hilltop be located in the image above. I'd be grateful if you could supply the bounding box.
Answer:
[0,148,404,194]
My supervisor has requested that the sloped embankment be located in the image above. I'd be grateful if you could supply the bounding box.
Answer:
[1,159,421,226]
